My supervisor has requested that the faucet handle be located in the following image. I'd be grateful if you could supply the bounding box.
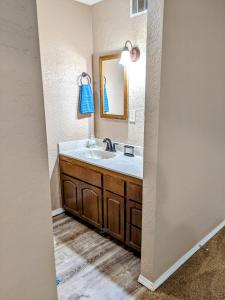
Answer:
[112,143,118,152]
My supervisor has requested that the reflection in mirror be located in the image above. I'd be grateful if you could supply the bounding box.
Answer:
[100,54,128,120]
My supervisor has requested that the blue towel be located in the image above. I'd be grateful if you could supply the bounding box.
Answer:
[80,84,95,114]
[104,85,109,113]
[55,277,61,286]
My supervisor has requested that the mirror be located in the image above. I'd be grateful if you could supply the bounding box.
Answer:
[100,54,128,120]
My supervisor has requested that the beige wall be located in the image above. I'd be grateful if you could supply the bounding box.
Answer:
[142,0,225,282]
[0,1,57,299]
[37,0,94,210]
[92,0,147,146]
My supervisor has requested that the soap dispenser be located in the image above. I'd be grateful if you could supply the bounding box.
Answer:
[87,135,96,148]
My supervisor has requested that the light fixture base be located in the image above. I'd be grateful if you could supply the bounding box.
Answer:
[131,46,140,62]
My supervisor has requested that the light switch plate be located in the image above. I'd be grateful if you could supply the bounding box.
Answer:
[129,110,136,123]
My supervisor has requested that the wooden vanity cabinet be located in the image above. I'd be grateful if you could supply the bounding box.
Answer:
[126,182,143,252]
[60,155,143,252]
[103,174,125,196]
[126,200,142,251]
[104,191,125,241]
[61,174,102,228]
[61,175,80,216]
[79,181,102,228]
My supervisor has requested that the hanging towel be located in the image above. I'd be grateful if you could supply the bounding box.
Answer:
[80,84,95,114]
[104,84,109,113]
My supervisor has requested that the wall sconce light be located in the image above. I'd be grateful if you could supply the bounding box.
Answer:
[120,40,140,66]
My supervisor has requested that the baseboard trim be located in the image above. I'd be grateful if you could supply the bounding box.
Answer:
[138,219,225,291]
[52,208,65,217]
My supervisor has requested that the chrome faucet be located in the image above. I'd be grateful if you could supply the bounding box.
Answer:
[103,138,118,152]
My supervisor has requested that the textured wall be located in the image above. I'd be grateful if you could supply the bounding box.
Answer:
[0,0,57,299]
[142,0,225,282]
[37,0,94,210]
[92,0,147,146]
[141,0,165,281]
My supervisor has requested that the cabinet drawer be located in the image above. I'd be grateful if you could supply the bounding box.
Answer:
[103,174,125,196]
[127,182,142,204]
[60,160,101,187]
[126,199,142,228]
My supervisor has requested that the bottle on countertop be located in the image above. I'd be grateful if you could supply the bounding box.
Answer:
[87,135,96,148]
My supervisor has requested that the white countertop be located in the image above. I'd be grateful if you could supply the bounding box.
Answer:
[59,145,143,180]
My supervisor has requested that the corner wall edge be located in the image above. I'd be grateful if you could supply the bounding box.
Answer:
[138,219,225,291]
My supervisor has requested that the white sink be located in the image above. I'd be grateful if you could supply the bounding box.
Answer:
[83,149,116,160]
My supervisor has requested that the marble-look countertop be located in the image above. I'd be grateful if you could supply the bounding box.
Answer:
[59,140,143,180]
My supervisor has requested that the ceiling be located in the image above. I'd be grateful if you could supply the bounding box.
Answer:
[74,0,103,5]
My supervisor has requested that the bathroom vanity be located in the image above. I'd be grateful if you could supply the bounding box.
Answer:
[59,143,143,252]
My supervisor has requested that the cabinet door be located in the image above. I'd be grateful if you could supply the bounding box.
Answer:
[61,175,80,216]
[104,191,125,241]
[79,182,103,228]
[126,199,142,252]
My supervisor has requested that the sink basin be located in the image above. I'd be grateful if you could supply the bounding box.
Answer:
[83,149,116,160]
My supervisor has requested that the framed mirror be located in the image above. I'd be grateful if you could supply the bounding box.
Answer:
[99,54,128,120]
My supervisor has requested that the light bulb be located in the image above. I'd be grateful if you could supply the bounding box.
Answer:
[119,47,131,66]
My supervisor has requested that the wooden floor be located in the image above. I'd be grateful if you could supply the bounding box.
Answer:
[53,214,225,300]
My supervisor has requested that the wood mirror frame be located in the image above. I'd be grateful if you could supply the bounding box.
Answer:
[99,53,128,120]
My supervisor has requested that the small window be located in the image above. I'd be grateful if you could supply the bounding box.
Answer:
[131,0,148,17]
